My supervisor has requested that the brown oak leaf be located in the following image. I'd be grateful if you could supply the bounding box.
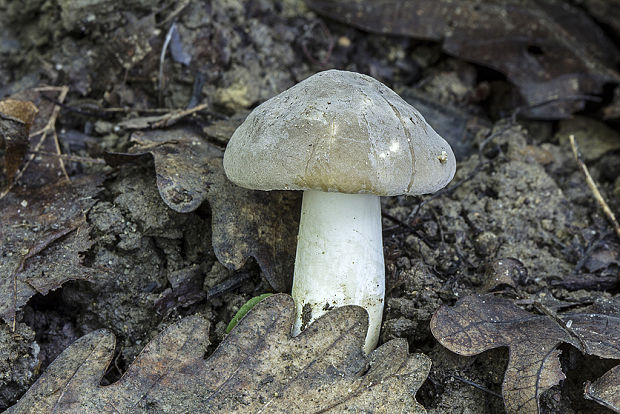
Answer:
[584,365,620,413]
[430,294,620,414]
[8,294,430,413]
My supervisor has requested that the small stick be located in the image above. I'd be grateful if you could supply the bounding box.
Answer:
[453,375,503,399]
[28,150,106,164]
[206,272,253,300]
[569,134,620,240]
[158,0,190,26]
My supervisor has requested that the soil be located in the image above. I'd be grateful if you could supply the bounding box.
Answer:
[1,0,618,412]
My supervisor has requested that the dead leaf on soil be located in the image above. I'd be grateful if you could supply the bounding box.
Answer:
[430,294,620,414]
[0,99,38,185]
[584,364,620,413]
[307,0,620,119]
[8,294,430,413]
[0,87,105,329]
[105,126,300,292]
[0,175,103,327]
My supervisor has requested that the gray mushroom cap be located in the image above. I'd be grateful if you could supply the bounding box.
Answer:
[223,70,456,196]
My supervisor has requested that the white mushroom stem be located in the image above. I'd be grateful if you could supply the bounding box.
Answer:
[291,190,385,354]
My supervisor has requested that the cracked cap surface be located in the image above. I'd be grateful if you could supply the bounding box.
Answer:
[223,70,456,196]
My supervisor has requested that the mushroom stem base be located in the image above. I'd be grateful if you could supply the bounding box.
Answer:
[291,190,385,354]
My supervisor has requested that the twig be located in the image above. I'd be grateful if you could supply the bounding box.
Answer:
[116,102,211,130]
[381,210,415,231]
[157,0,190,26]
[40,95,115,119]
[39,86,70,183]
[51,129,70,182]
[39,97,229,120]
[206,272,253,300]
[152,102,210,128]
[569,134,620,240]
[453,375,502,399]
[28,150,106,164]
[381,210,436,249]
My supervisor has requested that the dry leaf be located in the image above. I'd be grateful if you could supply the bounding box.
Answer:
[0,175,103,326]
[430,294,620,414]
[8,294,430,413]
[207,162,300,292]
[584,365,620,413]
[105,126,299,292]
[0,99,38,184]
[0,86,105,327]
[105,127,221,213]
[307,0,620,118]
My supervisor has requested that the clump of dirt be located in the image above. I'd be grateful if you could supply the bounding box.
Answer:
[0,322,38,409]
[62,166,188,363]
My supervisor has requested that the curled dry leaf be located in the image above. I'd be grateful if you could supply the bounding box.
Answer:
[307,0,620,118]
[0,175,103,326]
[8,294,430,413]
[0,98,38,185]
[105,127,221,213]
[105,126,299,292]
[430,294,620,414]
[584,364,620,413]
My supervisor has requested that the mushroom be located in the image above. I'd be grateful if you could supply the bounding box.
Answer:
[223,70,455,353]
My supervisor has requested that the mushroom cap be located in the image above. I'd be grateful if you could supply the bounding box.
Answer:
[223,70,456,196]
